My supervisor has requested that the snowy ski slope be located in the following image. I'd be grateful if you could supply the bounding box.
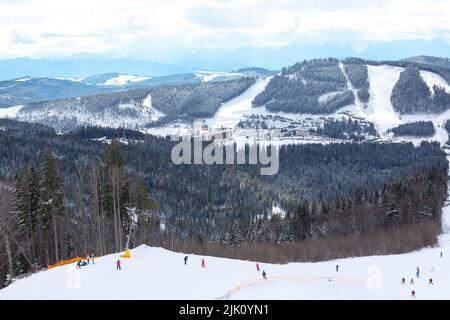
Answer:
[1,161,450,300]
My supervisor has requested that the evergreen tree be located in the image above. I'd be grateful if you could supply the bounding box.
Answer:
[39,149,65,263]
[105,139,129,252]
[14,166,40,265]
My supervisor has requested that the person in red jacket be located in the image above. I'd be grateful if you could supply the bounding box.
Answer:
[256,262,260,272]
[201,258,205,268]
[116,259,121,271]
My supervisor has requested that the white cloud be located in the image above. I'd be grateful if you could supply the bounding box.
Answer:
[0,0,449,58]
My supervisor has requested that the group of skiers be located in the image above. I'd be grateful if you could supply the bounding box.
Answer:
[78,248,445,298]
[75,251,124,271]
[76,253,96,269]
[183,255,268,280]
[401,262,440,298]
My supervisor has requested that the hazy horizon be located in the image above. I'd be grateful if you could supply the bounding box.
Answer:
[1,0,449,71]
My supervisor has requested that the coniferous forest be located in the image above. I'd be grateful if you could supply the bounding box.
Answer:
[0,118,448,287]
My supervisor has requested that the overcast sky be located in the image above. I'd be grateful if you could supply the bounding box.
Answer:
[1,0,449,61]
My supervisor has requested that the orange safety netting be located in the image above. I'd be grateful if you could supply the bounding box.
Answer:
[47,257,85,269]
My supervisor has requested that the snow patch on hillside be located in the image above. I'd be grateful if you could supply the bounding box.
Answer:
[16,95,163,129]
[0,105,23,118]
[15,77,32,82]
[195,71,244,82]
[420,71,450,95]
[54,77,85,82]
[318,91,344,103]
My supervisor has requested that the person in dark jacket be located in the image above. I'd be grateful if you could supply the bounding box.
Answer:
[184,256,188,265]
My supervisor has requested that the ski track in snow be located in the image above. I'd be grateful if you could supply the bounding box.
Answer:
[204,77,272,130]
[363,65,402,134]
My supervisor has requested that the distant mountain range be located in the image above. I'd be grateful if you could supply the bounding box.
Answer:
[0,77,108,108]
[402,55,450,69]
[0,58,194,80]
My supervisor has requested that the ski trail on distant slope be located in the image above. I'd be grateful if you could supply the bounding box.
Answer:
[365,65,402,135]
[338,62,365,115]
[205,77,272,130]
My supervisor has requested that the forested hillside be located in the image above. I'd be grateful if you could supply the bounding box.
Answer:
[253,58,355,114]
[0,77,109,108]
[388,121,436,137]
[342,57,370,103]
[389,66,450,114]
[16,77,255,131]
[252,56,450,116]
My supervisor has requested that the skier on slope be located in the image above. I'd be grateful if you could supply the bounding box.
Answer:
[262,270,267,280]
[76,260,82,269]
[411,290,416,298]
[116,259,121,271]
[87,254,90,264]
[429,278,433,285]
[410,278,414,285]
[336,264,339,272]
[440,252,443,258]
[201,258,205,268]
[91,253,95,265]
[256,262,260,272]
[401,277,406,285]
[184,256,188,265]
